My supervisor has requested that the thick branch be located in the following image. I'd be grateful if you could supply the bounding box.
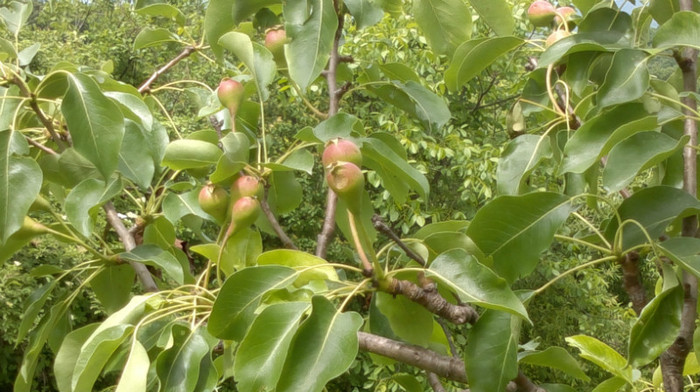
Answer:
[661,2,698,389]
[137,46,195,94]
[316,190,338,258]
[427,372,447,392]
[619,251,647,315]
[385,278,479,324]
[104,202,158,292]
[261,185,298,249]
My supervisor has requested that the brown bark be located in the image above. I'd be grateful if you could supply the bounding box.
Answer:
[619,251,647,315]
[385,278,479,325]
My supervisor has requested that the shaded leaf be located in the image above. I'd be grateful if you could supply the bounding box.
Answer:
[65,177,122,237]
[465,310,519,392]
[120,244,184,284]
[519,347,590,381]
[374,292,433,346]
[445,37,522,91]
[155,324,213,392]
[412,0,471,56]
[497,134,552,195]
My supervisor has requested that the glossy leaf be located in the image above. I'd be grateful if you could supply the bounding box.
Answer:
[219,32,276,101]
[162,189,214,223]
[71,324,133,392]
[519,347,590,381]
[54,324,99,392]
[90,265,135,314]
[653,12,700,50]
[133,27,180,49]
[276,296,363,392]
[210,132,250,183]
[597,49,649,109]
[374,292,434,346]
[62,73,125,179]
[221,227,262,275]
[284,0,337,90]
[497,134,553,195]
[592,377,627,392]
[120,244,184,284]
[604,186,700,250]
[258,249,339,286]
[0,86,21,130]
[162,139,222,170]
[65,177,122,237]
[0,132,42,244]
[208,266,297,340]
[234,302,309,392]
[464,310,519,392]
[267,171,303,214]
[658,237,700,280]
[628,264,682,367]
[345,0,384,29]
[204,0,280,59]
[561,103,656,174]
[155,324,213,392]
[566,335,633,382]
[445,37,522,91]
[114,340,149,392]
[118,122,155,188]
[426,249,528,320]
[467,192,574,282]
[361,136,429,202]
[143,216,176,250]
[603,132,687,192]
[412,0,471,56]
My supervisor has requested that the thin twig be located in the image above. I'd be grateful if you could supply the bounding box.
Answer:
[261,185,298,250]
[26,137,58,155]
[138,46,196,94]
[372,214,425,266]
[12,75,66,151]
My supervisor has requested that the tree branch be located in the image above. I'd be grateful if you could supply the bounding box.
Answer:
[137,46,195,94]
[427,372,447,392]
[619,251,647,315]
[372,214,426,266]
[12,75,67,151]
[661,2,699,389]
[104,202,158,292]
[261,185,298,250]
[315,3,345,259]
[384,278,479,324]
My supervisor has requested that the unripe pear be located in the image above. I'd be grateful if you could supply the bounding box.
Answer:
[322,139,362,169]
[230,175,261,201]
[230,196,260,231]
[528,1,556,27]
[264,28,288,66]
[217,78,245,116]
[554,6,576,28]
[21,217,49,235]
[545,30,572,47]
[326,162,364,214]
[198,184,229,223]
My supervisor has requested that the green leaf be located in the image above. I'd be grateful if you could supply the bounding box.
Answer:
[267,171,303,214]
[234,302,309,392]
[135,4,185,26]
[519,347,590,381]
[653,11,700,50]
[134,27,180,49]
[276,296,363,392]
[345,0,384,29]
[90,265,135,314]
[560,103,656,174]
[115,340,149,392]
[218,32,276,101]
[412,0,471,56]
[155,324,213,392]
[361,136,429,202]
[265,148,315,174]
[628,264,682,367]
[566,335,634,382]
[143,216,176,250]
[445,37,522,91]
[467,192,574,282]
[603,132,688,192]
[604,186,700,250]
[592,377,627,392]
[208,266,297,340]
[597,49,649,109]
[497,134,553,195]
[221,227,263,275]
[0,86,21,130]
[17,281,58,343]
[54,323,99,392]
[204,0,281,59]
[210,132,250,183]
[120,244,184,284]
[71,324,134,392]
[18,42,39,66]
[162,139,222,170]
[0,1,32,36]
[427,249,528,320]
[0,132,42,244]
[105,91,153,131]
[284,0,338,90]
[658,237,700,282]
[313,113,360,142]
[65,177,122,237]
[394,81,451,132]
[62,73,125,179]
[375,291,435,346]
[468,0,513,36]
[464,310,520,392]
[258,249,339,286]
[393,373,423,392]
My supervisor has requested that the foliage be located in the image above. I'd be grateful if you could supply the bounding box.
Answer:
[1,0,700,391]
